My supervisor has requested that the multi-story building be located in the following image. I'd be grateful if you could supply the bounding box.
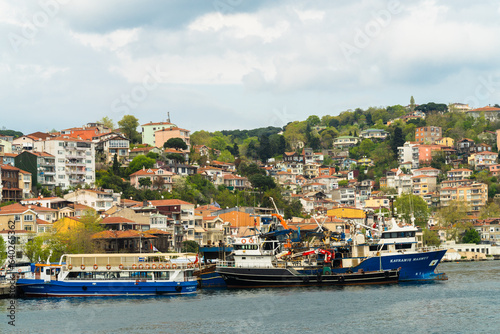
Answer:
[447,168,473,181]
[415,126,442,144]
[385,169,412,195]
[398,142,420,169]
[64,189,121,213]
[154,127,191,150]
[468,151,497,169]
[477,219,500,244]
[93,133,130,163]
[333,136,359,148]
[15,151,56,192]
[417,144,443,164]
[34,137,95,189]
[488,164,500,177]
[412,167,440,178]
[439,182,488,213]
[129,168,174,191]
[468,106,500,122]
[411,175,437,197]
[303,163,320,179]
[435,137,454,147]
[1,164,26,202]
[331,187,356,206]
[141,121,176,147]
[222,174,249,191]
[359,128,389,140]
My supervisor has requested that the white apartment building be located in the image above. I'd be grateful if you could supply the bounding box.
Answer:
[34,137,96,189]
[398,142,420,169]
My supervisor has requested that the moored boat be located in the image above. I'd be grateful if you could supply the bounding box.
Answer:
[16,253,198,297]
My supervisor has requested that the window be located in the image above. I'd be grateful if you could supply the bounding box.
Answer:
[14,215,20,221]
[24,214,34,221]
[24,225,32,231]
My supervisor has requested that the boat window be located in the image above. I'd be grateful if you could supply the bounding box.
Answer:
[395,243,413,250]
[155,272,170,280]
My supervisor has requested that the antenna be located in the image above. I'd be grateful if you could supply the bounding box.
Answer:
[167,112,171,123]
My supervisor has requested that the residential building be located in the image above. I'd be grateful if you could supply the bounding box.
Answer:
[417,144,442,164]
[283,152,304,163]
[489,164,500,177]
[439,182,488,213]
[93,133,130,163]
[411,175,437,197]
[385,169,412,195]
[447,168,473,181]
[412,167,440,178]
[12,132,52,153]
[129,146,163,160]
[333,136,359,148]
[450,103,471,112]
[435,137,454,147]
[331,187,356,206]
[154,127,191,149]
[468,106,500,122]
[468,151,497,169]
[477,219,500,244]
[141,121,176,146]
[1,164,25,202]
[34,137,96,189]
[222,174,249,191]
[129,167,174,191]
[64,189,121,213]
[398,142,420,169]
[15,151,56,191]
[415,126,442,144]
[456,138,475,162]
[359,128,389,140]
[303,163,320,179]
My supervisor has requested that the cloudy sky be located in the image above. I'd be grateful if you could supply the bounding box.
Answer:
[2,0,500,134]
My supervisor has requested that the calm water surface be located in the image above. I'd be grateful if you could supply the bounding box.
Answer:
[1,261,499,334]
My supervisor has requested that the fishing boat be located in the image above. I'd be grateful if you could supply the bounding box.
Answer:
[16,253,198,297]
[216,235,400,288]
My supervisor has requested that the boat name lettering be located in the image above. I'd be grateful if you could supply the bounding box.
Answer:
[390,256,429,263]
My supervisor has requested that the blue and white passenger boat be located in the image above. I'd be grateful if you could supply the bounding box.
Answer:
[16,253,198,297]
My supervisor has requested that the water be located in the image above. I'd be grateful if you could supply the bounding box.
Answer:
[2,261,499,334]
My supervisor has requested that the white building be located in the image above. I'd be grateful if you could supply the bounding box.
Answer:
[398,142,420,169]
[34,137,96,189]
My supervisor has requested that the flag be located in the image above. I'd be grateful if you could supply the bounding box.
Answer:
[153,246,159,252]
[150,243,153,250]
[194,254,199,264]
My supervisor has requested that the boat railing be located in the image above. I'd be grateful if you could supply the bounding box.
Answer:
[63,276,197,282]
[217,260,313,269]
[62,263,199,271]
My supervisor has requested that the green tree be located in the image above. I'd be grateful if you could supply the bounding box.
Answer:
[306,115,321,127]
[163,137,188,150]
[209,136,228,151]
[249,174,276,191]
[479,202,500,218]
[118,115,141,143]
[111,154,121,176]
[218,150,235,163]
[462,229,481,244]
[139,178,152,189]
[98,116,115,130]
[436,200,470,242]
[393,194,429,227]
[181,240,199,253]
[0,237,6,263]
[127,155,155,175]
[410,96,415,112]
[423,228,441,247]
[23,236,51,262]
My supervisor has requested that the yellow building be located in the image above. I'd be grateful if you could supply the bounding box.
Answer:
[435,137,454,147]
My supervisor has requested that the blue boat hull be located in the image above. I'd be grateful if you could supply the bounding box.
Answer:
[199,271,227,288]
[16,279,197,297]
[331,249,448,281]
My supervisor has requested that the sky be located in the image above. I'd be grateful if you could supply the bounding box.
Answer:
[2,0,500,135]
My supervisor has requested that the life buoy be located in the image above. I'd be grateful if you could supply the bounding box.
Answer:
[132,264,137,270]
[166,264,170,269]
[152,264,157,269]
[93,264,98,270]
[81,265,85,270]
[119,264,124,270]
[249,238,254,244]
[145,264,150,270]
[106,264,111,270]
[171,264,177,269]
[68,264,73,270]
[241,239,246,244]
[138,264,144,270]
[18,269,22,273]
[158,264,164,270]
